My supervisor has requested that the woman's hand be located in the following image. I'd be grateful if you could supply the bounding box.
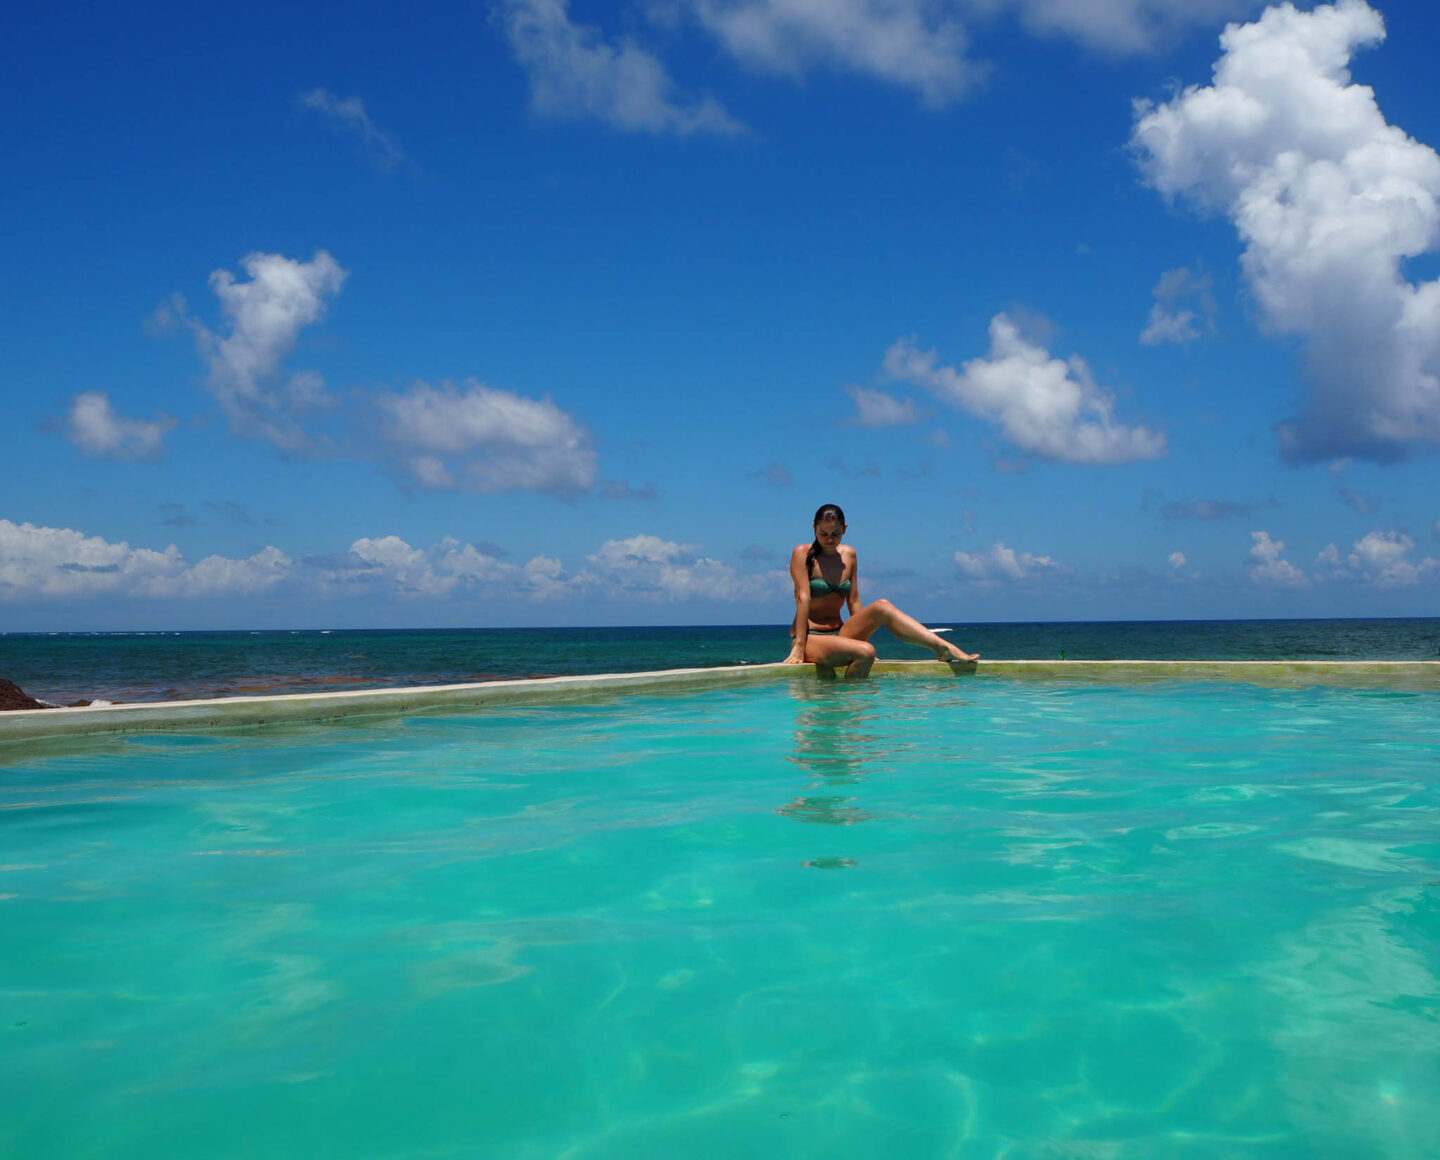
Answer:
[782,642,807,664]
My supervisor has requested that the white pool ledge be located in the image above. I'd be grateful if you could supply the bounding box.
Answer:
[1,659,1437,745]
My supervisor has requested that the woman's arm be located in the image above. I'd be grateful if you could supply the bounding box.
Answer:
[785,545,811,663]
[844,546,862,617]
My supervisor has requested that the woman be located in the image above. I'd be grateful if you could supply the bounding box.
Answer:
[783,503,979,677]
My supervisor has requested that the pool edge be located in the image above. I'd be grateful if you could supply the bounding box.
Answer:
[2,659,1437,745]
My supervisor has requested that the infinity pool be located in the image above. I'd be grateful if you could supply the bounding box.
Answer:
[3,677,1439,1158]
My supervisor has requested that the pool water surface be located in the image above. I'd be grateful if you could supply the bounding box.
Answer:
[3,676,1439,1158]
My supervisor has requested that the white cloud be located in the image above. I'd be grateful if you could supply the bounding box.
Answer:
[583,533,783,601]
[954,541,1061,582]
[1247,529,1307,586]
[884,314,1166,463]
[306,535,554,598]
[297,88,405,171]
[1344,529,1438,587]
[846,385,917,427]
[184,251,349,452]
[987,0,1260,55]
[496,0,743,136]
[689,0,982,107]
[434,538,515,583]
[0,520,292,600]
[373,379,598,495]
[0,523,792,608]
[64,391,176,460]
[1139,266,1216,345]
[179,547,293,597]
[1132,0,1440,462]
[1168,550,1187,569]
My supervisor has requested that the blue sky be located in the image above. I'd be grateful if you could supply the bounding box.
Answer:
[4,0,1439,630]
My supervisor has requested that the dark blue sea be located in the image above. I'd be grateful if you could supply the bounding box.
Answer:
[3,619,1438,706]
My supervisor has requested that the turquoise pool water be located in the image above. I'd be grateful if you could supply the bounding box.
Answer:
[3,677,1439,1158]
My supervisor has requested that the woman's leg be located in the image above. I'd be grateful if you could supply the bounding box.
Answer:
[841,599,979,662]
[804,633,877,679]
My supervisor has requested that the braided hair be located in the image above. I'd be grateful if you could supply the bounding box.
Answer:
[806,503,847,577]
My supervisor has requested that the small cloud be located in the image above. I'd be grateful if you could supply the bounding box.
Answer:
[599,479,658,500]
[738,544,772,562]
[1247,530,1307,587]
[1139,266,1216,346]
[886,313,1165,463]
[844,385,916,428]
[754,462,793,487]
[144,292,188,336]
[1168,550,1187,570]
[923,428,951,449]
[175,251,349,452]
[992,456,1028,475]
[1162,497,1276,521]
[1335,484,1379,515]
[495,0,743,136]
[1345,530,1439,587]
[686,0,984,108]
[62,391,176,460]
[297,88,406,172]
[372,379,598,495]
[203,500,254,524]
[1003,146,1048,192]
[954,541,1062,583]
[159,503,195,527]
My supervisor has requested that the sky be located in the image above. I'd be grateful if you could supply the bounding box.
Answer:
[3,0,1440,631]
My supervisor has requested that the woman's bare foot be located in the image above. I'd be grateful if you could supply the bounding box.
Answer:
[936,643,979,663]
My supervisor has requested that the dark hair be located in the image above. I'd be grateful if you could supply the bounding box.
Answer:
[806,503,847,576]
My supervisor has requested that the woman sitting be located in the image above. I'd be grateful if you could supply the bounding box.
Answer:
[783,503,980,678]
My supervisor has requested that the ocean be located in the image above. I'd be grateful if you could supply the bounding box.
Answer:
[3,618,1439,706]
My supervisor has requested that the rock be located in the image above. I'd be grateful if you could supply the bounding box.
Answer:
[0,678,50,712]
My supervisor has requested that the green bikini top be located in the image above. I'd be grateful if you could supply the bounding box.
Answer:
[809,576,851,596]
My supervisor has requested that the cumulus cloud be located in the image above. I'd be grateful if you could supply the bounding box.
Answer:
[305,535,529,597]
[495,0,743,136]
[177,251,348,452]
[1247,529,1307,586]
[372,379,598,495]
[884,314,1166,463]
[63,391,176,460]
[0,523,790,608]
[0,520,292,600]
[1139,266,1217,345]
[1132,0,1440,462]
[954,541,1062,582]
[688,0,982,107]
[1168,550,1187,569]
[845,385,917,427]
[582,533,784,601]
[1319,529,1439,587]
[297,88,405,171]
